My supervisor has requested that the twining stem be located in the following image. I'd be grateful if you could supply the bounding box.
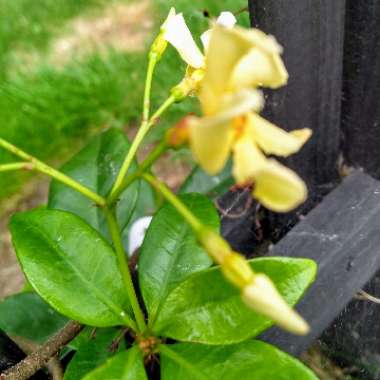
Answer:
[107,140,168,205]
[159,345,210,380]
[142,55,158,123]
[109,95,176,202]
[141,173,202,233]
[1,321,83,380]
[104,208,147,333]
[0,162,32,172]
[109,51,158,199]
[0,139,105,207]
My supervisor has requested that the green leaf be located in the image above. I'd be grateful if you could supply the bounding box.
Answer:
[0,292,68,343]
[48,128,139,239]
[82,346,148,380]
[64,328,125,380]
[153,257,317,344]
[161,341,318,380]
[10,209,132,327]
[138,194,220,325]
[179,161,233,198]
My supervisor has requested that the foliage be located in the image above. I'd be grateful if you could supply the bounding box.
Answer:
[0,4,318,380]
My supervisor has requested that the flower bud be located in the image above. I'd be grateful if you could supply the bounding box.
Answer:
[241,274,310,335]
[149,33,168,61]
[149,8,176,61]
[221,253,254,288]
[198,228,231,264]
[165,117,191,148]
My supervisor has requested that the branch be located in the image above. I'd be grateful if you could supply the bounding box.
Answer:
[1,321,83,380]
[10,336,63,380]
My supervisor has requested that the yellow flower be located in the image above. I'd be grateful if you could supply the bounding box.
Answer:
[163,10,237,70]
[162,10,238,99]
[198,24,288,115]
[185,22,309,212]
[189,111,310,212]
[232,114,310,212]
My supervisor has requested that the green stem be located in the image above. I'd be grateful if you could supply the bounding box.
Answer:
[159,345,210,380]
[142,55,158,123]
[104,208,147,333]
[107,140,168,205]
[141,173,202,233]
[0,138,105,207]
[0,162,32,172]
[109,95,176,201]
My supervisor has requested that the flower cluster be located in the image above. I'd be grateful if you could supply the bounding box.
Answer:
[154,9,311,335]
[163,9,311,212]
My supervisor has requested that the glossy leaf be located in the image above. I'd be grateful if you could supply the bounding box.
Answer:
[82,346,147,380]
[48,128,139,239]
[64,328,124,380]
[161,341,318,380]
[0,292,68,343]
[153,257,317,344]
[179,161,233,198]
[10,209,132,327]
[138,194,220,325]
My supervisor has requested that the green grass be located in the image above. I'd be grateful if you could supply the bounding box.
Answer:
[0,0,115,80]
[0,0,248,199]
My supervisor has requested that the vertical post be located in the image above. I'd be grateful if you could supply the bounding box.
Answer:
[249,0,345,203]
[341,1,380,178]
[322,3,380,378]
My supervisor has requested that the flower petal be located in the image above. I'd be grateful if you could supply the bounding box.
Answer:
[199,25,254,114]
[217,11,237,28]
[232,133,267,185]
[200,12,237,52]
[189,117,234,175]
[161,7,177,30]
[200,29,212,52]
[163,13,205,68]
[248,113,311,156]
[231,47,288,89]
[218,89,264,120]
[253,159,307,212]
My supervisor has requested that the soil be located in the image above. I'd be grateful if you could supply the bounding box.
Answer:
[50,0,153,65]
[0,177,49,299]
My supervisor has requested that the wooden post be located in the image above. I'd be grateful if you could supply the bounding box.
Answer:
[341,1,380,178]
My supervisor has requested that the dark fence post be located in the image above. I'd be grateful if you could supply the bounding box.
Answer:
[321,2,380,377]
[341,1,380,178]
[248,0,345,204]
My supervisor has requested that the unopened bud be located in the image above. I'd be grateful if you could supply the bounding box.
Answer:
[221,253,255,288]
[149,33,168,61]
[198,228,231,264]
[165,117,191,148]
[242,274,310,335]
